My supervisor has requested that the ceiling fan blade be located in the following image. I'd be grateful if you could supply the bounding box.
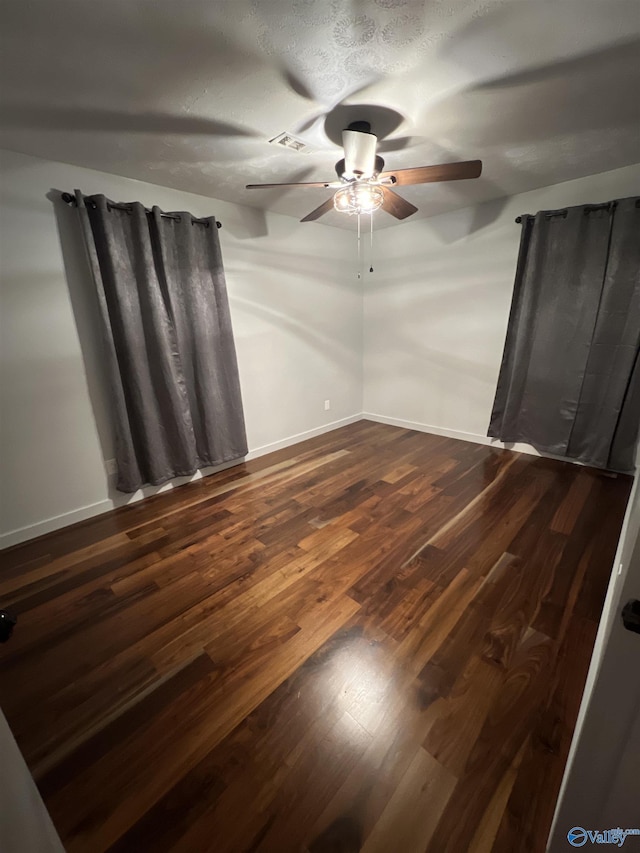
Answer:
[246,180,337,189]
[381,187,418,220]
[301,197,335,222]
[379,159,483,186]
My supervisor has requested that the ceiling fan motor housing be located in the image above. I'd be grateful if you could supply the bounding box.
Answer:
[342,123,378,179]
[335,155,385,180]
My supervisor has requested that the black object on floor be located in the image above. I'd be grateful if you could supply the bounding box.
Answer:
[0,609,17,642]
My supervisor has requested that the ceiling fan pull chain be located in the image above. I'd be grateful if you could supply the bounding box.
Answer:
[370,213,374,273]
[357,212,361,279]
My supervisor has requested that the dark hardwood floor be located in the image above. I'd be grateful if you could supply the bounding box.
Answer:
[0,421,632,853]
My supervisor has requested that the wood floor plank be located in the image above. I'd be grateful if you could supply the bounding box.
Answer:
[427,628,555,852]
[493,614,599,853]
[0,421,631,853]
[359,747,456,853]
[468,739,528,853]
[423,653,505,776]
[418,551,518,707]
[550,471,593,534]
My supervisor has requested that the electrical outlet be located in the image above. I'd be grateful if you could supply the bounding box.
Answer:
[105,458,117,476]
[324,400,331,411]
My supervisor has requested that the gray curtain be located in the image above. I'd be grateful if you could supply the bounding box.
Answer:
[74,190,248,492]
[488,196,640,472]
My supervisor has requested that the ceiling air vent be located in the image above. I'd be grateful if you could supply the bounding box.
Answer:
[268,132,311,153]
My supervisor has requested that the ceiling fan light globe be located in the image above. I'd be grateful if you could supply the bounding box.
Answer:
[333,189,352,211]
[333,183,383,215]
[357,184,384,213]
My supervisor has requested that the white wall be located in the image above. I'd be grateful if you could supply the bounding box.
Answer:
[0,149,362,546]
[0,710,64,852]
[364,163,640,448]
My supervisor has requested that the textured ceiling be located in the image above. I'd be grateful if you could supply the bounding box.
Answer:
[1,0,639,229]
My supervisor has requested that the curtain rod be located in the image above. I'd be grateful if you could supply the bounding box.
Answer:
[60,192,222,229]
[515,199,639,224]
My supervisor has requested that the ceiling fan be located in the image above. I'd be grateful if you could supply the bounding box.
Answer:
[246,121,482,223]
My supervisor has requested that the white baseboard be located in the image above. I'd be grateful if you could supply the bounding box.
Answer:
[0,413,363,549]
[0,500,115,550]
[245,414,362,460]
[363,412,493,447]
[362,411,583,465]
